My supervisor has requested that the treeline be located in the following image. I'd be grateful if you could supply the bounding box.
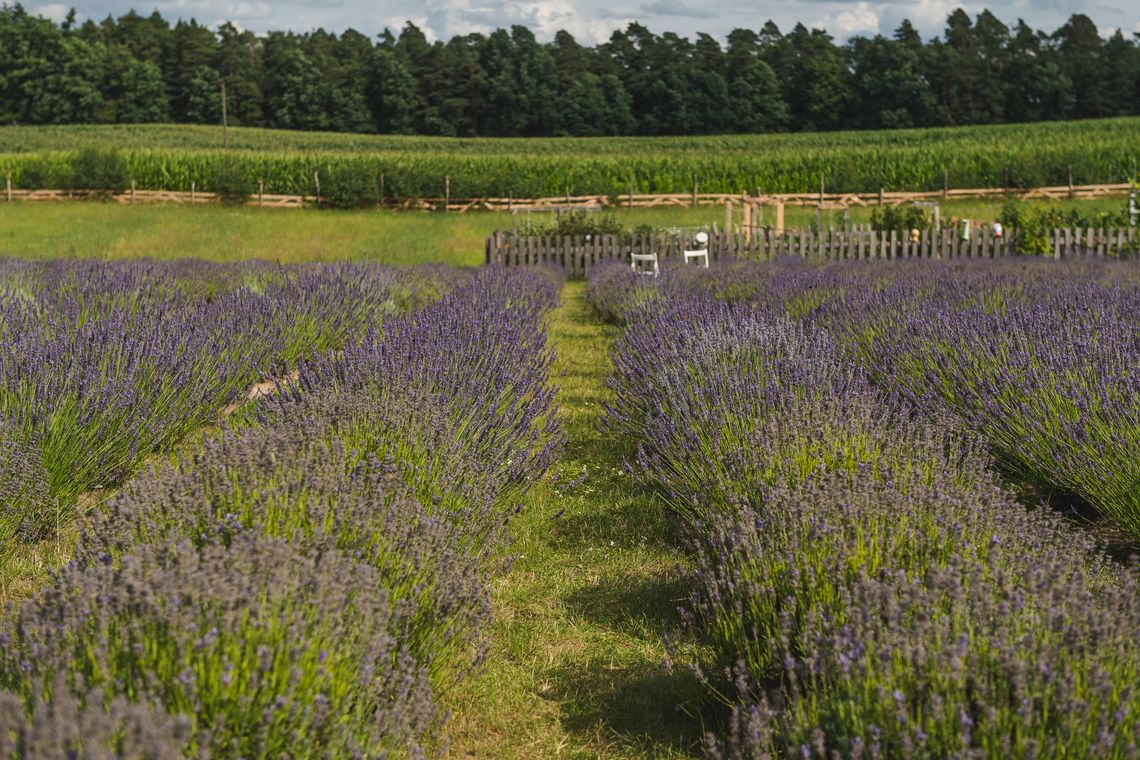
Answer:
[1,4,1139,136]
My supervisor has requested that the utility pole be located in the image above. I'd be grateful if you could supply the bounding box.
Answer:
[221,79,229,149]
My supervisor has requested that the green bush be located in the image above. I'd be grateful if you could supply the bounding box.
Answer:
[870,203,930,233]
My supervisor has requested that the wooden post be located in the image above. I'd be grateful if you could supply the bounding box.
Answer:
[692,174,698,208]
[774,201,785,234]
[943,168,948,200]
[5,168,10,203]
[1068,168,1074,198]
[380,173,385,206]
[130,179,136,205]
[314,172,321,206]
[819,174,824,204]
[878,187,884,206]
[258,180,264,207]
[628,179,634,209]
[445,175,450,213]
[191,181,195,203]
[742,200,752,241]
[220,79,229,150]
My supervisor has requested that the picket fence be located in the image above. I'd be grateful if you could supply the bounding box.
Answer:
[485,227,1137,277]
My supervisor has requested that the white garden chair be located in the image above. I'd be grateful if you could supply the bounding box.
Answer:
[630,251,660,277]
[683,231,710,268]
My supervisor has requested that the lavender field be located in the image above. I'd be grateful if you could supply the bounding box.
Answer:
[0,260,564,756]
[1,254,1138,758]
[592,257,1140,757]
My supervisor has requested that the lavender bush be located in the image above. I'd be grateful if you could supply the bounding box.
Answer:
[594,259,1140,757]
[0,257,467,546]
[827,280,1140,536]
[1,533,436,758]
[0,420,55,545]
[264,266,565,511]
[79,419,494,693]
[0,677,196,759]
[0,262,564,757]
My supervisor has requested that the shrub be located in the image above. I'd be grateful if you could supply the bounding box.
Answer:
[869,203,929,233]
[1,533,436,758]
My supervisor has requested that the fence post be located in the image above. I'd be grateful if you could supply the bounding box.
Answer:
[259,180,264,207]
[130,179,136,205]
[628,179,634,209]
[314,172,321,206]
[190,181,195,204]
[692,174,698,208]
[379,173,385,207]
[5,168,10,203]
[445,175,450,213]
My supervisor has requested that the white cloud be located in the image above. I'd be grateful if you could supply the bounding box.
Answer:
[640,0,718,19]
[28,3,72,22]
[811,1,881,36]
[30,0,1140,42]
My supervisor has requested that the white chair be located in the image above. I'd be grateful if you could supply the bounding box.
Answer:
[683,231,710,268]
[630,251,660,277]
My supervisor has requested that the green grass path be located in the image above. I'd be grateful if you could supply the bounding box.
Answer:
[445,281,704,758]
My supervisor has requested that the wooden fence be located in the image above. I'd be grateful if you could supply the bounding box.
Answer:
[2,174,1134,213]
[3,187,303,208]
[486,227,1137,277]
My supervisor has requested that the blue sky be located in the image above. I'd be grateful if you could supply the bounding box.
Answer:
[26,0,1140,43]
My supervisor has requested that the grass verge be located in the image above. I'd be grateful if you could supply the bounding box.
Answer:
[444,281,704,758]
[1,197,1124,265]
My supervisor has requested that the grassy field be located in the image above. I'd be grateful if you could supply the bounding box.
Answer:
[0,196,1126,264]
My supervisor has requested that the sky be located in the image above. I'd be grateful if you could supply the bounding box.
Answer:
[26,0,1140,44]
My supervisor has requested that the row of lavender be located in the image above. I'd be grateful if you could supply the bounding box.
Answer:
[0,263,564,756]
[591,258,1140,537]
[0,258,465,549]
[589,259,1140,757]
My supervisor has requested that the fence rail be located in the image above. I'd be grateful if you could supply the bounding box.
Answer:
[1,179,1134,212]
[486,227,1137,276]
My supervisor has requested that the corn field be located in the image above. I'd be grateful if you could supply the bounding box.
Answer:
[1,118,1137,200]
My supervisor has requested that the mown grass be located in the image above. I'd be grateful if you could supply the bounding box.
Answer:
[444,281,705,758]
[0,197,1124,265]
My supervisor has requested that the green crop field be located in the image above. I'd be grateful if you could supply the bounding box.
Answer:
[1,118,1137,201]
